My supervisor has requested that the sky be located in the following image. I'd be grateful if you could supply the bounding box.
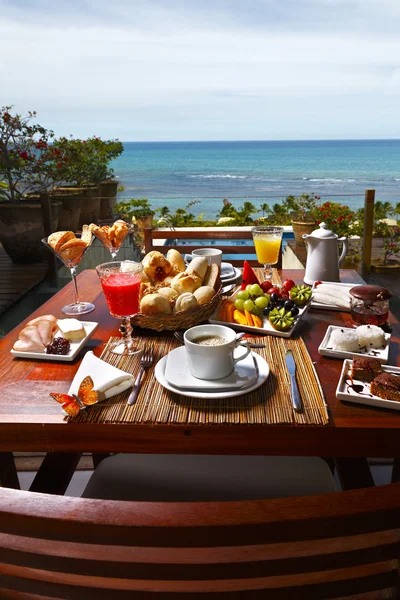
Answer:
[1,0,400,141]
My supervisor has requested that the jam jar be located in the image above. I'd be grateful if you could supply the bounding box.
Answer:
[349,285,392,326]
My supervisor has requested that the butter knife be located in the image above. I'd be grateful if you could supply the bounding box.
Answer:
[285,350,302,413]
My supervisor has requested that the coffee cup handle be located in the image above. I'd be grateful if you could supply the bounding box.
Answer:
[233,341,251,365]
[184,254,193,264]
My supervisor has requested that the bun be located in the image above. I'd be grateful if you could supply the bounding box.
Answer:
[174,293,198,313]
[157,287,179,302]
[203,263,220,290]
[142,251,172,280]
[193,286,215,305]
[167,249,186,274]
[186,257,208,282]
[170,271,202,295]
[140,294,172,315]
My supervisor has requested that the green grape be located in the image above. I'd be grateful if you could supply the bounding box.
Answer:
[249,284,262,296]
[246,284,253,292]
[237,290,249,301]
[255,296,268,309]
[234,299,245,311]
[243,299,254,312]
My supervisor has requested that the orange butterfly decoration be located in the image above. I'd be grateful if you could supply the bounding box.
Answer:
[50,376,99,416]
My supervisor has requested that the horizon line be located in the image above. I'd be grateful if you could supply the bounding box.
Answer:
[120,138,400,143]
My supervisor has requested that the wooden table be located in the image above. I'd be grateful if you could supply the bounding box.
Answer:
[1,269,399,492]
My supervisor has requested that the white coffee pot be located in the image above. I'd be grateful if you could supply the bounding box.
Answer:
[302,222,348,285]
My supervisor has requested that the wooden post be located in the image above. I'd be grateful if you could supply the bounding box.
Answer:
[40,192,58,281]
[362,189,375,277]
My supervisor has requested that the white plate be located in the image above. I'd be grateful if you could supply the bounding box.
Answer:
[164,345,258,391]
[155,352,269,399]
[318,325,391,364]
[220,262,236,279]
[219,266,242,285]
[10,322,99,362]
[209,289,312,338]
[336,359,400,411]
[311,282,361,312]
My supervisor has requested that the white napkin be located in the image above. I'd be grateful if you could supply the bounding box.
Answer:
[68,351,134,401]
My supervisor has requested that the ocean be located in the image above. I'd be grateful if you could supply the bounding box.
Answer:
[112,140,400,220]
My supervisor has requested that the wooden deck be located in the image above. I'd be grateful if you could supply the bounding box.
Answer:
[0,246,48,316]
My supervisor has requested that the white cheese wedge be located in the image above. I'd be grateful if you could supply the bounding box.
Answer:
[57,319,86,342]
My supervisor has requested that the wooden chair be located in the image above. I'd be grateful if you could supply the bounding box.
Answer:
[143,228,283,268]
[1,483,400,598]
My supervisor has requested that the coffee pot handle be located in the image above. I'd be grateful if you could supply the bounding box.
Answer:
[338,237,348,266]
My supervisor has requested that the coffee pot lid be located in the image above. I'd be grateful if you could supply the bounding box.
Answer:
[310,222,337,239]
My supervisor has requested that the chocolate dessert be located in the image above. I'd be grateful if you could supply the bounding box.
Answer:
[370,373,400,402]
[350,357,383,382]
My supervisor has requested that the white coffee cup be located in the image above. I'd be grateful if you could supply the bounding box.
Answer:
[184,324,250,380]
[184,248,222,268]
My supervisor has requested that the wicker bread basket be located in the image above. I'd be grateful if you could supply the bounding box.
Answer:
[131,284,222,331]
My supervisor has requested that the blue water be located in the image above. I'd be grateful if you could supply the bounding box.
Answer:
[112,140,400,220]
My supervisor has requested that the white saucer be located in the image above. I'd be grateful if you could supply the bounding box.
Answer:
[220,266,242,285]
[155,352,269,399]
[164,346,258,391]
[221,262,236,279]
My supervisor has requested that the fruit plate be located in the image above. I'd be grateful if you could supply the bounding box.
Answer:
[311,282,361,312]
[336,359,400,411]
[10,322,98,362]
[318,325,391,364]
[209,289,312,338]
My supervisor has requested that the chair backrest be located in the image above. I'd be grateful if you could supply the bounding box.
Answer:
[143,228,282,268]
[1,484,399,598]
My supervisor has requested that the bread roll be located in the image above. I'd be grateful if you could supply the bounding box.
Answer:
[157,287,179,302]
[140,294,172,315]
[193,286,215,305]
[185,257,208,282]
[166,249,186,274]
[142,251,172,281]
[170,271,202,295]
[174,293,198,313]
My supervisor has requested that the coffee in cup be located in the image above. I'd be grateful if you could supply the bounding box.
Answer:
[184,324,250,380]
[184,248,222,268]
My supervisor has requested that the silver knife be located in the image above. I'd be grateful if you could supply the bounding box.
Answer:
[285,350,303,413]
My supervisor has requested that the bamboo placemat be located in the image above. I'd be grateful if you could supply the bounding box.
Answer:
[68,270,328,425]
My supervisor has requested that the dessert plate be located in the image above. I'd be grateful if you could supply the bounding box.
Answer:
[164,345,259,391]
[336,359,400,411]
[155,352,269,399]
[318,325,390,364]
[10,322,98,362]
[311,282,361,312]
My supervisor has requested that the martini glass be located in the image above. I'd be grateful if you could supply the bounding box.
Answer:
[251,226,284,280]
[42,235,95,315]
[93,221,131,261]
[96,260,143,355]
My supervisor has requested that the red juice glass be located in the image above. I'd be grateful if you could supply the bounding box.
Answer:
[97,261,143,355]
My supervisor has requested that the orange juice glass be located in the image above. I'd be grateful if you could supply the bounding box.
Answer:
[251,226,284,280]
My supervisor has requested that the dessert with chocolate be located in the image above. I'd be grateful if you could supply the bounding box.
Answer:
[370,372,400,402]
[350,357,383,382]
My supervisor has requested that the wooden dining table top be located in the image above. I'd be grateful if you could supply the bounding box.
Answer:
[1,268,399,459]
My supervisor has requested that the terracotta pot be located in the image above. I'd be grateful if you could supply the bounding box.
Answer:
[135,215,154,230]
[57,186,100,226]
[99,180,119,220]
[49,190,82,232]
[291,220,318,245]
[0,201,61,264]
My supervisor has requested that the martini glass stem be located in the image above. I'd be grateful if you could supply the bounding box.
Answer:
[70,266,81,305]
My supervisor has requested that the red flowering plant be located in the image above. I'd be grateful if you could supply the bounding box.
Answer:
[312,201,358,238]
[0,106,65,202]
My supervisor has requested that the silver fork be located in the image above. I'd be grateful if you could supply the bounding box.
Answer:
[127,347,154,406]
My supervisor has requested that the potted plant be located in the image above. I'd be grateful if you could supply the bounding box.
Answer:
[53,136,124,224]
[0,106,63,263]
[115,198,155,228]
[283,193,320,245]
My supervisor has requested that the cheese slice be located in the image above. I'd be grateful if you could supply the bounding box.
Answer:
[57,319,86,342]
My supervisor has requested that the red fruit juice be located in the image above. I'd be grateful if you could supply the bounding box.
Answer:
[101,273,141,317]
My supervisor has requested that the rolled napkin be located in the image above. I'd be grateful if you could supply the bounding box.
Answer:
[313,283,351,309]
[68,351,134,401]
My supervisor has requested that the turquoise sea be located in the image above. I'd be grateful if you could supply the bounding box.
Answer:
[112,140,400,220]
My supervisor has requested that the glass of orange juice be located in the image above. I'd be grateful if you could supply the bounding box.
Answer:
[251,226,284,280]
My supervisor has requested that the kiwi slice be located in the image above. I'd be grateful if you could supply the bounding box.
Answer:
[289,284,312,306]
[268,307,295,331]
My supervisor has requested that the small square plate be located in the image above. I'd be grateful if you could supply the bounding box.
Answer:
[336,359,400,411]
[311,282,361,312]
[11,322,98,362]
[318,325,391,364]
[210,289,311,338]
